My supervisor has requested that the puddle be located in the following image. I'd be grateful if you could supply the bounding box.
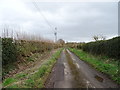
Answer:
[94,75,104,82]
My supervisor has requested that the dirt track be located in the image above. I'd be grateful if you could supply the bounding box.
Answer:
[45,49,118,88]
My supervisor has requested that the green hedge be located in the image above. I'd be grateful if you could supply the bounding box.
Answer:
[2,38,59,66]
[2,38,18,65]
[82,36,120,59]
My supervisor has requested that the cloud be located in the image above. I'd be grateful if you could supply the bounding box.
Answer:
[0,0,118,42]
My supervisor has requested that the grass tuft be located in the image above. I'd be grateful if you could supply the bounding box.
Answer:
[3,78,17,86]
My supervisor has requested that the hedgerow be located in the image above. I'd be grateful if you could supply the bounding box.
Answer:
[2,38,60,79]
[82,36,120,60]
[2,38,60,65]
[2,38,18,65]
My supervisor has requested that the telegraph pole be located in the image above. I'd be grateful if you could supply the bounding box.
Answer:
[54,27,57,42]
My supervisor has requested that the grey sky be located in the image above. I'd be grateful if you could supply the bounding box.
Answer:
[0,0,118,42]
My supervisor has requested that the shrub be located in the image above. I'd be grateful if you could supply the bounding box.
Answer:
[82,36,120,60]
[2,38,18,65]
[2,38,58,66]
[2,37,60,79]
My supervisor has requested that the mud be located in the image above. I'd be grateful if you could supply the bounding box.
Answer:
[95,75,104,82]
[45,49,118,88]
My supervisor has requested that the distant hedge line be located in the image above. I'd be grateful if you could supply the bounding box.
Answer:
[82,37,120,60]
[2,38,59,66]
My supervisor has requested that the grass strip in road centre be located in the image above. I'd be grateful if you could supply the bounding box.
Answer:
[69,48,120,84]
[3,48,63,88]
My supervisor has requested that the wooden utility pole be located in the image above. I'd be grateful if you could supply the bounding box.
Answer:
[54,27,57,42]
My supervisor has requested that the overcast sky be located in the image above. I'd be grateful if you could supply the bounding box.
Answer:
[0,0,118,42]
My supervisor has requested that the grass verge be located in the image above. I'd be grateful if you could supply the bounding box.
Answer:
[69,48,120,84]
[3,48,63,88]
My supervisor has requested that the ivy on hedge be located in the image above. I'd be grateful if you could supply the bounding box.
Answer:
[2,38,17,65]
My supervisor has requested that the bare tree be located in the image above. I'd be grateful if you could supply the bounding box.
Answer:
[100,35,106,40]
[93,35,106,41]
[93,35,99,41]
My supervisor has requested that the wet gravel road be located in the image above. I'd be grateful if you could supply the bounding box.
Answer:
[45,49,118,88]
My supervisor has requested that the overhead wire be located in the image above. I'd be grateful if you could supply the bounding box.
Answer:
[32,0,54,32]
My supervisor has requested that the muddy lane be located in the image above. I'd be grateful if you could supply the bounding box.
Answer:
[45,49,90,88]
[45,49,118,88]
[45,49,75,88]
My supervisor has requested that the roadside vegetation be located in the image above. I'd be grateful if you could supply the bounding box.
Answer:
[69,48,119,84]
[82,37,120,59]
[1,28,62,88]
[69,37,120,84]
[1,27,119,88]
[2,48,63,88]
[2,37,59,79]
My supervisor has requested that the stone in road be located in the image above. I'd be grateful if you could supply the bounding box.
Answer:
[45,49,118,88]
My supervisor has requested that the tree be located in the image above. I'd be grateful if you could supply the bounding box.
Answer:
[93,35,99,41]
[57,39,65,45]
[93,35,106,41]
[100,35,106,40]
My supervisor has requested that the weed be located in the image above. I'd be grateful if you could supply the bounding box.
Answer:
[27,57,34,62]
[7,84,18,88]
[24,79,35,88]
[15,73,27,80]
[3,78,17,86]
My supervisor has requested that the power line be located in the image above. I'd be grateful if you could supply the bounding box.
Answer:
[32,0,54,31]
[32,0,58,42]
